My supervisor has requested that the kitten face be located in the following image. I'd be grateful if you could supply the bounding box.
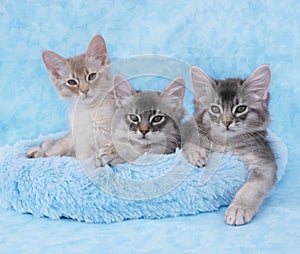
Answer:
[191,65,271,138]
[126,108,168,144]
[123,93,182,149]
[113,75,186,153]
[42,34,111,104]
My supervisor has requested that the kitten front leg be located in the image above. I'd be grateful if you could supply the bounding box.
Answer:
[182,142,209,167]
[26,139,55,158]
[26,133,74,158]
[224,153,276,225]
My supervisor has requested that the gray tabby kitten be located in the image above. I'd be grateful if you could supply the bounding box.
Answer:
[183,64,276,225]
[95,75,186,166]
[26,34,115,160]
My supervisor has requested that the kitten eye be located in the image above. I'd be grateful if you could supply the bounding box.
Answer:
[234,105,248,114]
[88,73,97,81]
[129,114,140,123]
[67,79,77,86]
[150,115,165,124]
[210,105,222,114]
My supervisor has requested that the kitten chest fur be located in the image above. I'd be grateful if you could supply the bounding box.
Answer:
[72,87,115,160]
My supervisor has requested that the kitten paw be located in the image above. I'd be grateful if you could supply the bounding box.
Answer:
[94,154,104,167]
[224,204,256,226]
[94,143,121,167]
[25,146,46,158]
[183,143,209,167]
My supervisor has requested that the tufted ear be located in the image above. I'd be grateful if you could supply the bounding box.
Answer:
[191,66,217,106]
[114,74,137,106]
[42,50,68,79]
[161,77,186,103]
[243,64,271,101]
[86,34,109,65]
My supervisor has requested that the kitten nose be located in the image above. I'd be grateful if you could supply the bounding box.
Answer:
[139,123,150,136]
[223,119,233,128]
[80,85,89,95]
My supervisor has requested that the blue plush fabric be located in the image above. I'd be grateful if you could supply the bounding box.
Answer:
[0,132,286,223]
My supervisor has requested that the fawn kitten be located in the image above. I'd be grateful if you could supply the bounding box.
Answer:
[26,34,115,160]
[183,64,277,225]
[95,75,186,166]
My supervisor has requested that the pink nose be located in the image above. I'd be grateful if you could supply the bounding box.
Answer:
[80,88,89,95]
[224,120,233,127]
[139,123,150,136]
[79,84,89,95]
[140,128,149,136]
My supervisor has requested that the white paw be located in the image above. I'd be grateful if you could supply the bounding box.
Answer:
[224,204,256,226]
[25,146,45,158]
[94,154,103,167]
[183,143,209,167]
[94,143,119,167]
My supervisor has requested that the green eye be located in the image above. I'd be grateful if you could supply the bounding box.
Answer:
[67,79,77,86]
[235,105,247,114]
[210,105,221,114]
[151,115,164,123]
[88,73,97,81]
[129,114,140,123]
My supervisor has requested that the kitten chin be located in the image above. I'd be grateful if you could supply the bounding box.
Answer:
[74,89,102,104]
[211,124,244,139]
[129,131,167,147]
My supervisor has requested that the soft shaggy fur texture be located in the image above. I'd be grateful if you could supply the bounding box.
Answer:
[0,132,286,223]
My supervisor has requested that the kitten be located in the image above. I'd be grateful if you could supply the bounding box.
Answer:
[183,64,277,225]
[26,34,115,160]
[95,74,186,166]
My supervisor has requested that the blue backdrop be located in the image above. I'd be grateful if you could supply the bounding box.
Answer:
[0,1,299,253]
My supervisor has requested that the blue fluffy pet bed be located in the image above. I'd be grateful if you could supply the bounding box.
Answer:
[0,131,287,223]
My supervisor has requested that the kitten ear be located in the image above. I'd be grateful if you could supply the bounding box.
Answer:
[42,50,68,79]
[86,34,109,65]
[243,64,271,100]
[191,66,217,104]
[161,77,186,103]
[114,74,137,106]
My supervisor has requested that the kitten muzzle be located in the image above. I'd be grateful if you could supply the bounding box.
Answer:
[139,123,150,137]
[223,115,233,129]
[79,88,89,95]
[224,120,233,129]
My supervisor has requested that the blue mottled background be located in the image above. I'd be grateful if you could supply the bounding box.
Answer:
[0,0,299,253]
